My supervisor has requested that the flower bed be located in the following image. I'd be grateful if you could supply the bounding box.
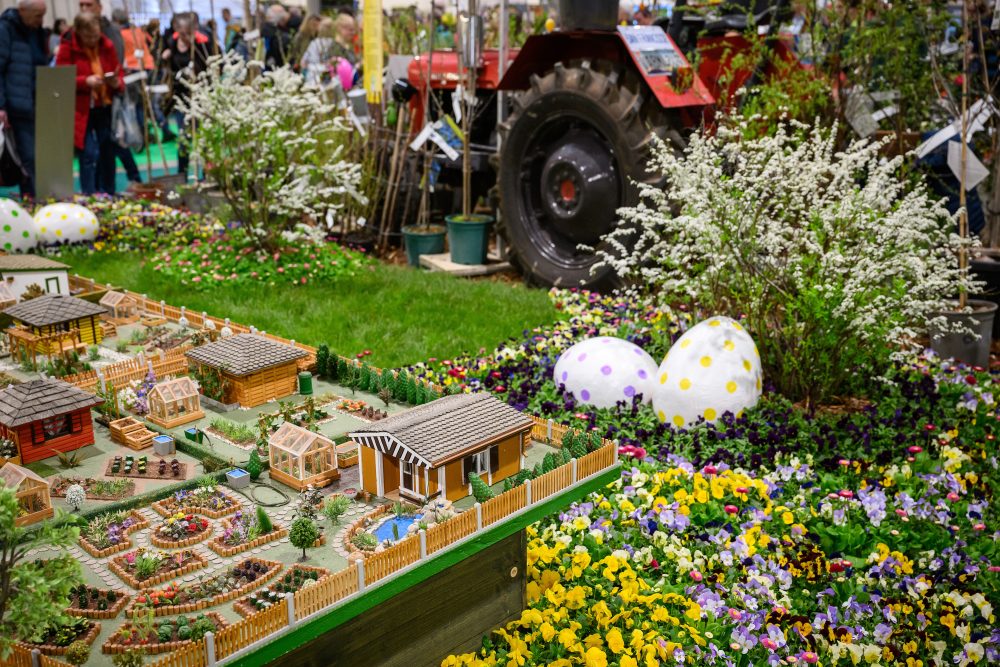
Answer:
[66,585,130,619]
[51,476,135,501]
[207,510,287,557]
[126,558,283,617]
[79,510,150,558]
[108,548,208,589]
[103,612,227,655]
[24,617,100,655]
[149,512,212,549]
[151,484,240,519]
[232,564,329,617]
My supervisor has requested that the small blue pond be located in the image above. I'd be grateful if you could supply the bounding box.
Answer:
[372,514,423,543]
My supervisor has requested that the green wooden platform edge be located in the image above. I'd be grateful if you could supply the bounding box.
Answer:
[225,465,621,667]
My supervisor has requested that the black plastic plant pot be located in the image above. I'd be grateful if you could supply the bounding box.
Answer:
[401,225,446,267]
[446,214,493,266]
[559,0,620,30]
[929,299,998,368]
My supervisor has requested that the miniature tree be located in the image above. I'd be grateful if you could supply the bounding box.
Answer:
[111,648,145,667]
[289,517,320,561]
[246,449,263,481]
[503,478,512,493]
[296,485,323,522]
[588,432,602,453]
[64,640,90,666]
[468,472,494,503]
[255,506,273,534]
[336,357,349,382]
[315,344,330,378]
[65,484,86,512]
[561,447,573,466]
[322,495,351,525]
[393,371,408,400]
[19,284,44,301]
[405,377,418,405]
[542,452,557,474]
[378,387,392,407]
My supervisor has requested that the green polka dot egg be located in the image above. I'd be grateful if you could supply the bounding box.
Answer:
[33,202,99,245]
[653,316,762,428]
[0,198,37,253]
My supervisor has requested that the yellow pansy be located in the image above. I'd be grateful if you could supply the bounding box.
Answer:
[584,647,608,667]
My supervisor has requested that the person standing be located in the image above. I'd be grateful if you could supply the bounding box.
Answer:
[161,17,209,178]
[110,6,144,185]
[77,0,123,62]
[49,17,68,57]
[0,0,48,197]
[58,12,122,195]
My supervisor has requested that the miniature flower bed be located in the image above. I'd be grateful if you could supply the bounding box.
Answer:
[126,558,283,617]
[108,548,208,589]
[232,564,329,617]
[106,454,188,480]
[343,504,394,559]
[103,612,228,655]
[51,476,135,501]
[79,509,150,558]
[66,585,130,619]
[207,509,287,557]
[149,512,212,548]
[25,616,100,655]
[151,484,240,519]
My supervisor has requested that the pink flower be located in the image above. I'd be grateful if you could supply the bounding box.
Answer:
[192,276,201,283]
[277,267,284,273]
[974,523,986,531]
[702,465,718,475]
[728,608,742,621]
[689,570,703,582]
[724,505,738,514]
[947,492,960,502]
[838,490,854,499]
[800,652,818,664]
[907,445,923,454]
[762,638,777,651]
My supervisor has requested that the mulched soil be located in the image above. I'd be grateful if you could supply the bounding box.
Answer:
[104,458,189,480]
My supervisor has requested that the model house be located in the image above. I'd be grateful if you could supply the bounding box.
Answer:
[0,378,101,464]
[350,393,532,503]
[186,334,307,408]
[4,293,106,357]
[0,462,53,526]
[147,377,204,428]
[0,255,69,301]
[99,291,140,323]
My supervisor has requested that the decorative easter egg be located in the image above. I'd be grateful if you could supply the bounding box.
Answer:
[653,316,762,428]
[553,336,658,409]
[33,203,99,245]
[0,198,36,252]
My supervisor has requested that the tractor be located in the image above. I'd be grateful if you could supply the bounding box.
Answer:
[406,0,797,289]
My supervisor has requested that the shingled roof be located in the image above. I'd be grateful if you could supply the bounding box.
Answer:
[3,294,106,327]
[0,255,69,271]
[185,334,307,376]
[0,378,101,427]
[350,393,533,467]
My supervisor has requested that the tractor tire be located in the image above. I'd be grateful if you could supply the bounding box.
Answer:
[498,61,680,290]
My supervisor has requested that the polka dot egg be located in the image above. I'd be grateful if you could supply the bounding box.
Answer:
[33,202,99,245]
[0,198,36,252]
[653,316,762,428]
[553,336,658,409]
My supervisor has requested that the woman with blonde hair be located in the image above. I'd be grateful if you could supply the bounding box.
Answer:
[300,16,334,84]
[288,13,320,71]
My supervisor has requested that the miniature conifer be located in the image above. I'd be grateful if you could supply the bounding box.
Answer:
[246,449,263,481]
[316,344,330,377]
[468,472,494,502]
[406,377,418,404]
[256,506,273,534]
[542,453,556,473]
[336,358,348,381]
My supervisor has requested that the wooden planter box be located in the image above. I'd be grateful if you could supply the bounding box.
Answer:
[78,511,150,558]
[151,489,241,519]
[140,315,167,327]
[102,612,227,655]
[0,454,22,467]
[109,417,155,451]
[270,465,340,492]
[67,591,131,619]
[149,524,213,549]
[207,522,288,557]
[15,505,54,527]
[126,559,283,618]
[108,551,208,589]
[148,408,205,430]
[26,622,101,655]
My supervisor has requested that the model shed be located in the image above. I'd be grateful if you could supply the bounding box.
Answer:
[4,293,106,357]
[0,378,101,465]
[186,334,307,408]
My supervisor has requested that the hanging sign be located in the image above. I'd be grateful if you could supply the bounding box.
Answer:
[363,0,384,103]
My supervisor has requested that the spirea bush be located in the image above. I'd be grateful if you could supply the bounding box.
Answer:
[596,125,978,406]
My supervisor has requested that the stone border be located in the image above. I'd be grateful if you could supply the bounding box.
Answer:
[102,612,228,655]
[108,550,208,589]
[67,589,131,620]
[231,564,330,618]
[151,489,241,519]
[78,511,151,559]
[343,504,393,560]
[25,621,101,655]
[51,477,136,501]
[149,519,213,549]
[200,395,240,412]
[206,521,288,557]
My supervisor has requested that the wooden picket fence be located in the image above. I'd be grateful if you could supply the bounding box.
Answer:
[293,566,359,622]
[214,600,287,660]
[528,415,574,446]
[532,464,574,503]
[61,348,191,392]
[146,639,207,667]
[1,647,73,667]
[481,483,528,527]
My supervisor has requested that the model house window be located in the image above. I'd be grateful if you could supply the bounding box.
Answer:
[45,277,60,294]
[462,448,494,478]
[41,415,71,440]
[401,460,416,491]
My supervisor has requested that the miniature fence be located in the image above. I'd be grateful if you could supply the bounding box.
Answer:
[0,646,72,667]
[532,464,574,502]
[214,601,287,661]
[61,348,190,392]
[364,534,422,585]
[146,638,207,667]
[425,506,479,556]
[529,415,573,446]
[481,483,528,527]
[293,565,359,622]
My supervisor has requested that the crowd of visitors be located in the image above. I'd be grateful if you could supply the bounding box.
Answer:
[0,0,360,198]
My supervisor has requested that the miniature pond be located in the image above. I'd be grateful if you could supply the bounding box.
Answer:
[372,514,423,543]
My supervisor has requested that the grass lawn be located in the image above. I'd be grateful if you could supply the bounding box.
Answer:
[60,249,560,368]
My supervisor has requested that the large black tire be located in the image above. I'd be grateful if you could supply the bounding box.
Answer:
[498,61,679,290]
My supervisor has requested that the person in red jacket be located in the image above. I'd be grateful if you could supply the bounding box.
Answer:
[56,12,122,195]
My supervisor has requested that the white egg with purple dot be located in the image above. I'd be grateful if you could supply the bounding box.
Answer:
[553,336,658,409]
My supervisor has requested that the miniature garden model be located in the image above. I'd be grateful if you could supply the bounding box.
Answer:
[4,294,106,363]
[98,291,139,324]
[268,422,340,491]
[0,255,69,300]
[185,334,308,408]
[0,378,101,463]
[146,377,205,429]
[0,461,54,525]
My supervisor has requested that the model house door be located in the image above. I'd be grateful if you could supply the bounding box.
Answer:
[401,460,415,492]
[45,277,60,294]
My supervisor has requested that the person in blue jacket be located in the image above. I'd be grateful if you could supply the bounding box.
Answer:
[0,0,48,197]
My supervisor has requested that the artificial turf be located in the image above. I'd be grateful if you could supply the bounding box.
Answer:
[60,248,561,369]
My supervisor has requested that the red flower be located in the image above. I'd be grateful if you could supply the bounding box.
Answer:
[724,505,739,514]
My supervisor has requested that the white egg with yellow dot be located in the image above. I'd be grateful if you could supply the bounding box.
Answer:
[653,316,762,428]
[0,198,36,253]
[33,202,99,245]
[553,336,658,409]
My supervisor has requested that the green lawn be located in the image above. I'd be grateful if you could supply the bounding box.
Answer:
[61,249,559,368]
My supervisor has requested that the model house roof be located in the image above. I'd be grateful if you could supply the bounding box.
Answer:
[3,294,106,327]
[0,255,69,271]
[0,461,48,489]
[185,334,307,376]
[269,422,333,455]
[149,377,199,403]
[350,393,533,468]
[99,290,135,308]
[0,378,101,427]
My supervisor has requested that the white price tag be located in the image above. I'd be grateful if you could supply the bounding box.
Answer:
[123,71,146,85]
[453,84,463,123]
[146,84,169,94]
[409,123,434,152]
[244,29,259,41]
[428,129,460,161]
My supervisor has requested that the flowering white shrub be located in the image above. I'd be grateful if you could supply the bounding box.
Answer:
[179,54,363,252]
[596,124,979,405]
[65,484,86,512]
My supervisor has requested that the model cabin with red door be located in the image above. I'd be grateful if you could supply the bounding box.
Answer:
[0,378,101,464]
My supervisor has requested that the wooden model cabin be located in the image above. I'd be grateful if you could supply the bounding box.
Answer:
[0,462,53,526]
[0,378,101,464]
[3,293,105,359]
[99,290,139,324]
[0,255,69,300]
[351,393,532,503]
[268,422,339,490]
[186,334,307,408]
[147,377,205,429]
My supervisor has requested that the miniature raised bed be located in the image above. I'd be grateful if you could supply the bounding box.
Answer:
[151,486,241,519]
[233,564,329,617]
[106,454,188,480]
[108,548,208,589]
[66,585,130,619]
[51,476,136,501]
[207,514,287,557]
[24,617,101,655]
[149,512,212,549]
[127,558,283,617]
[109,416,155,450]
[78,510,150,558]
[103,612,227,655]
